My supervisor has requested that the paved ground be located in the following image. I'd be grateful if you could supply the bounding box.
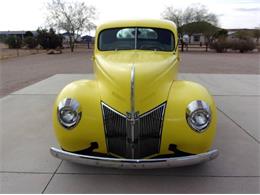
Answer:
[0,50,259,97]
[0,73,259,193]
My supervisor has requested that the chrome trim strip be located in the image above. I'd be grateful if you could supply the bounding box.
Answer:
[130,65,135,114]
[50,147,219,169]
[101,101,167,119]
[101,102,126,118]
[140,102,166,118]
[128,65,137,158]
[100,102,110,154]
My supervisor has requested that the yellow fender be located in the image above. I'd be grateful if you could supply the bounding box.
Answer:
[52,80,107,153]
[160,80,217,155]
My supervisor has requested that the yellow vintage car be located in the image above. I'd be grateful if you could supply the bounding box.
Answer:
[50,19,219,169]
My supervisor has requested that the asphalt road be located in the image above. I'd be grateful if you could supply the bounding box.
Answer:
[0,49,259,97]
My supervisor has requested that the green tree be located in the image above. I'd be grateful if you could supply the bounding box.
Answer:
[253,28,260,45]
[24,31,34,38]
[214,29,228,41]
[37,28,63,49]
[0,35,7,43]
[181,21,219,51]
[48,28,63,49]
[37,28,49,49]
[24,36,38,49]
[5,36,22,49]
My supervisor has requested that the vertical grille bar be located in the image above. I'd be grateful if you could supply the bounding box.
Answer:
[102,103,126,157]
[102,102,166,158]
[139,104,166,157]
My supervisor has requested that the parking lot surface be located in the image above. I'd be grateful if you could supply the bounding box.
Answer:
[0,73,259,193]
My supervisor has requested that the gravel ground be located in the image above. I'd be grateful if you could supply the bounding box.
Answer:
[0,49,93,97]
[180,52,260,74]
[0,49,259,97]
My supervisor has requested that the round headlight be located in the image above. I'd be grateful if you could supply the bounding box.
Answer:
[186,100,211,132]
[58,98,81,129]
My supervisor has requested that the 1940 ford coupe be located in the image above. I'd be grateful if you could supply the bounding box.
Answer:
[50,19,219,169]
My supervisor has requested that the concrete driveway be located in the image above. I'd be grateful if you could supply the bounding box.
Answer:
[0,73,259,193]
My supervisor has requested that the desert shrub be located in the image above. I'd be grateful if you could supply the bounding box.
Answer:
[5,36,22,49]
[231,39,256,53]
[210,39,256,53]
[24,36,38,49]
[210,40,229,53]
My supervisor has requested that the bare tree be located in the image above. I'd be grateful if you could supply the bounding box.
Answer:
[183,4,218,26]
[161,7,183,30]
[46,0,97,52]
[162,4,218,27]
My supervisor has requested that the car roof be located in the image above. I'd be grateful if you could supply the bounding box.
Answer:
[96,19,177,35]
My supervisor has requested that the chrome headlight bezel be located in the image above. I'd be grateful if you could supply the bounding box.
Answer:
[57,98,81,129]
[186,100,211,133]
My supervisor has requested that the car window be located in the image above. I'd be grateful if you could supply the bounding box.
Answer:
[98,28,135,51]
[137,28,158,39]
[136,28,174,51]
[98,27,174,51]
[117,28,135,39]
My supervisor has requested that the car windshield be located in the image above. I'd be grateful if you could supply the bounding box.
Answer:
[98,27,174,51]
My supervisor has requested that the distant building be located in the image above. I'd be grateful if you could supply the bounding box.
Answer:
[183,28,257,45]
[0,31,37,39]
[81,35,95,48]
[61,33,94,48]
[180,33,205,45]
[226,28,256,41]
[190,33,206,44]
[81,35,94,43]
[61,32,82,45]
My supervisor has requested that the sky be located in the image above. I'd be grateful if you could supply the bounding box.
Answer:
[0,0,259,33]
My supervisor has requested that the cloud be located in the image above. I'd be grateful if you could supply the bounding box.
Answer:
[235,7,260,12]
[217,14,225,17]
[237,0,260,4]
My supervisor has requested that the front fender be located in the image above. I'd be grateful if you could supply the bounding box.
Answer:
[52,80,107,153]
[160,80,217,155]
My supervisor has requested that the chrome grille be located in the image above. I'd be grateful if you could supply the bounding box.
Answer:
[101,102,166,158]
[139,104,165,157]
[102,103,126,157]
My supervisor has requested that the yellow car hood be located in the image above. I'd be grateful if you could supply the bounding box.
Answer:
[94,50,179,114]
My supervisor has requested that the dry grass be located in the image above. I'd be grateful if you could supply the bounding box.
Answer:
[0,43,93,60]
[0,43,46,59]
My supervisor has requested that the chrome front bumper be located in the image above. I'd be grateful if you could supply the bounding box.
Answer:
[50,147,219,169]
